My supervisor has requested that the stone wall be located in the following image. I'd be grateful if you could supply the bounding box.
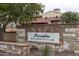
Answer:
[0,41,30,55]
[17,24,79,53]
[0,32,16,42]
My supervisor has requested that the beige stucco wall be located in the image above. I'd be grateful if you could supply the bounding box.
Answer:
[42,11,61,18]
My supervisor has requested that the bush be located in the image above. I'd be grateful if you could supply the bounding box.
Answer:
[41,45,50,56]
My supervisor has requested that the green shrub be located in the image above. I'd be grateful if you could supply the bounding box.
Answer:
[41,45,50,56]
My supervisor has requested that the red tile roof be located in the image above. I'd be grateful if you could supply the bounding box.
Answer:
[31,17,60,23]
[32,18,48,23]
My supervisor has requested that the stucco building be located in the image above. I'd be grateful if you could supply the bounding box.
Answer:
[42,9,61,18]
[31,8,62,24]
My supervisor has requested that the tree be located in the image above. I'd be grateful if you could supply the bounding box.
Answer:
[0,3,44,32]
[60,11,79,23]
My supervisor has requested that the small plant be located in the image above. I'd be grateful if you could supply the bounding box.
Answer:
[41,45,50,56]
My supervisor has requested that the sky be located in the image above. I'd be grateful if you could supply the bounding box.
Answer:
[0,0,79,13]
[41,0,79,13]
